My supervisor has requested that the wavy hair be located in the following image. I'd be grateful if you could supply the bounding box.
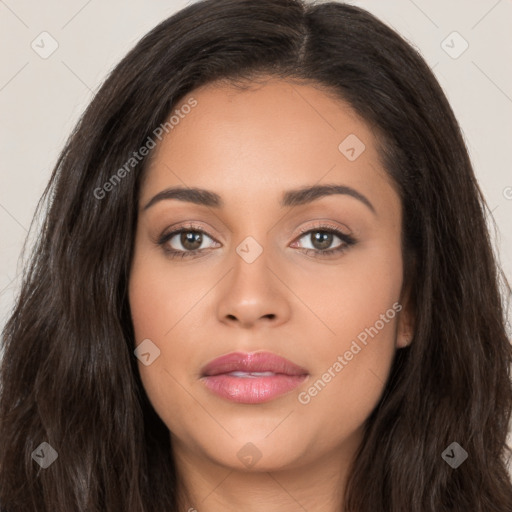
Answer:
[1,0,511,510]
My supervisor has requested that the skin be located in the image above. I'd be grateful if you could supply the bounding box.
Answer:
[129,77,414,512]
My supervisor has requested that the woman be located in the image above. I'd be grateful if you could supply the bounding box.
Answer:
[1,0,511,510]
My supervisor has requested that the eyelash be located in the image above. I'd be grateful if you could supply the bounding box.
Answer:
[157,222,357,260]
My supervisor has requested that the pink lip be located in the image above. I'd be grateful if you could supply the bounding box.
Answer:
[200,351,309,404]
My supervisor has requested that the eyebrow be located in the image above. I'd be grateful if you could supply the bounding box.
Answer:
[143,184,376,214]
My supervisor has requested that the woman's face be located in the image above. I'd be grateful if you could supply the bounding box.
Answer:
[129,78,413,473]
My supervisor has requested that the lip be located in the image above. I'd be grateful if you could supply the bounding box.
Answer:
[200,351,309,404]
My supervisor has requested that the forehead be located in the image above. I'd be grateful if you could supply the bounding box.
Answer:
[141,78,398,217]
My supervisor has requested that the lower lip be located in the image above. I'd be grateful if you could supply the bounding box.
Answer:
[201,374,308,404]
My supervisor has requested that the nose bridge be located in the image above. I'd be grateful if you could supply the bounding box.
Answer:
[230,233,275,298]
[227,204,294,287]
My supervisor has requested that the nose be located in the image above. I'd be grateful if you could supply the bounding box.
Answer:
[215,250,292,329]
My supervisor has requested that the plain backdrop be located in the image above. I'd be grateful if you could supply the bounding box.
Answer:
[1,0,512,466]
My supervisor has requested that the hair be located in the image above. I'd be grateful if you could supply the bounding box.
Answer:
[1,0,511,510]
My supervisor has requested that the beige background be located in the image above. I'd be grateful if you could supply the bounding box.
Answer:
[1,0,511,466]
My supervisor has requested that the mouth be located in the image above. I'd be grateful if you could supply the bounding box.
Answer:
[200,351,309,404]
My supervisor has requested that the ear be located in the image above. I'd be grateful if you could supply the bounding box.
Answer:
[396,301,414,348]
[395,275,415,349]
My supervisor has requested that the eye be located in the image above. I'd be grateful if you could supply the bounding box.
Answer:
[157,223,220,259]
[291,224,357,257]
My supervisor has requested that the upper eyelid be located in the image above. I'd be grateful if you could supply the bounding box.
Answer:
[297,222,351,235]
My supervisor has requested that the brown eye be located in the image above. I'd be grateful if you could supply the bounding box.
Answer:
[157,226,220,259]
[297,230,343,252]
[291,225,357,258]
[165,229,217,253]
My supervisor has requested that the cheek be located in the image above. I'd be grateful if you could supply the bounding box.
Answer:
[293,315,399,453]
[290,234,403,348]
[129,247,212,344]
[129,266,198,441]
[291,242,402,432]
[128,247,215,430]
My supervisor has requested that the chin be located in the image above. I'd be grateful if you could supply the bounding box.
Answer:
[185,428,312,472]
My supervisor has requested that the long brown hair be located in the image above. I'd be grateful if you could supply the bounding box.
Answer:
[1,0,511,510]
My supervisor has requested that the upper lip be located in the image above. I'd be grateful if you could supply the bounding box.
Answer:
[201,351,308,377]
